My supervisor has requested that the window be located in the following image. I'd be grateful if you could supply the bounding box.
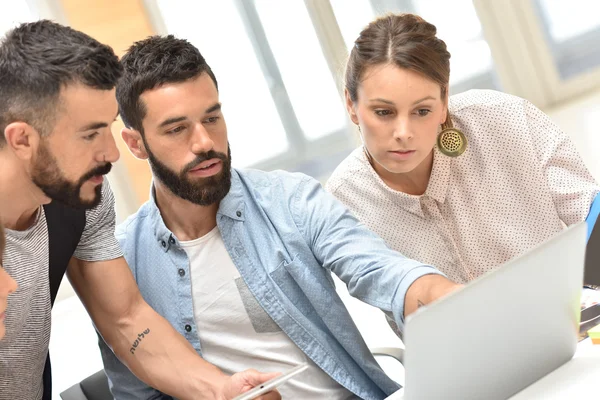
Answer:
[474,0,600,106]
[412,0,496,92]
[0,0,66,36]
[330,0,500,94]
[154,0,289,168]
[147,0,600,172]
[254,0,346,141]
[534,0,600,79]
[147,0,354,176]
[0,1,36,36]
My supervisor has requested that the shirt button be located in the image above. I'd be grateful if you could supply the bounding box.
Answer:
[178,268,185,277]
[161,240,166,248]
[236,211,242,217]
[184,324,192,332]
[169,237,176,245]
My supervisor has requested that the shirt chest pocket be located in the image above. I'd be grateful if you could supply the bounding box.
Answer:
[235,276,282,333]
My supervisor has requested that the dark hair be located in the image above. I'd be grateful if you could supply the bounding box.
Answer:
[0,20,122,143]
[346,14,452,126]
[117,35,218,135]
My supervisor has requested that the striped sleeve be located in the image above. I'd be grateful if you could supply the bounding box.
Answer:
[73,180,123,262]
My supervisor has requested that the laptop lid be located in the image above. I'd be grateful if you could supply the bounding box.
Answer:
[403,223,586,400]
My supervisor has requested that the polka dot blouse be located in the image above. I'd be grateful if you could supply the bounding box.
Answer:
[327,90,600,284]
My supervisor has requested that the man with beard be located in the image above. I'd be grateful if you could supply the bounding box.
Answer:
[0,21,282,400]
[98,35,461,400]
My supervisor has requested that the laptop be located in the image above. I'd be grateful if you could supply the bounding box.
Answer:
[395,222,586,400]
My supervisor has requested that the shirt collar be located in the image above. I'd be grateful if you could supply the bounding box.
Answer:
[148,184,173,248]
[361,146,451,217]
[217,169,246,222]
[425,146,451,204]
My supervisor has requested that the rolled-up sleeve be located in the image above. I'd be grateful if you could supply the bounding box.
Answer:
[291,175,444,331]
[73,180,123,262]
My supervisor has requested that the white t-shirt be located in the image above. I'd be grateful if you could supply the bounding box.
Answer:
[180,227,354,399]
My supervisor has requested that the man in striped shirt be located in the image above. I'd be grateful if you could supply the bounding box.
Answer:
[0,20,279,400]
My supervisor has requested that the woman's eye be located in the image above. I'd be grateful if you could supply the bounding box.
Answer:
[375,109,392,117]
[416,109,431,117]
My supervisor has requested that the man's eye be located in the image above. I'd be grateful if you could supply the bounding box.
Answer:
[167,126,185,134]
[84,132,99,141]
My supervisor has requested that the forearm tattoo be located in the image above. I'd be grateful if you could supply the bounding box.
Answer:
[130,328,151,355]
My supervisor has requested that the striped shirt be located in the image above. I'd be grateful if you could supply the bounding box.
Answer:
[0,181,123,400]
[327,90,600,284]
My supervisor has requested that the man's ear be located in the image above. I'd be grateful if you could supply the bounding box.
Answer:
[121,127,149,160]
[3,122,40,161]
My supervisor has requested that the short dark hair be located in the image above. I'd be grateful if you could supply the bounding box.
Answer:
[0,20,122,144]
[117,35,218,135]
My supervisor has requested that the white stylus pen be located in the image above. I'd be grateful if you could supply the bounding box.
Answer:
[232,363,309,400]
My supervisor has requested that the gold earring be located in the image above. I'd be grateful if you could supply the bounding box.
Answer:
[437,123,467,157]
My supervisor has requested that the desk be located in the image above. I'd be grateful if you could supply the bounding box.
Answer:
[385,340,600,399]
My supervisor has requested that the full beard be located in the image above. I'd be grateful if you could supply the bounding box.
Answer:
[146,144,232,206]
[32,142,112,209]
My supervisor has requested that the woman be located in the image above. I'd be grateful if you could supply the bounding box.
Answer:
[0,224,18,340]
[327,14,600,291]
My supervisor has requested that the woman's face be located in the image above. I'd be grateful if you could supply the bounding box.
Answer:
[0,229,18,340]
[346,64,447,177]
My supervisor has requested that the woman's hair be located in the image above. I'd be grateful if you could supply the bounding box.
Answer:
[345,13,452,126]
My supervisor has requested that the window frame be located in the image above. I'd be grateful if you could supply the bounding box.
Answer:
[144,0,357,178]
[473,0,600,107]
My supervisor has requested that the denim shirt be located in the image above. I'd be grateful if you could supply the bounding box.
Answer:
[99,168,442,400]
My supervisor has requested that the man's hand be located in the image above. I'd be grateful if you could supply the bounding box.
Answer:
[404,274,463,317]
[581,287,600,310]
[219,369,282,400]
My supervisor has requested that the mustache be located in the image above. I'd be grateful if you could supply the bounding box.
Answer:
[183,151,228,174]
[80,163,113,183]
